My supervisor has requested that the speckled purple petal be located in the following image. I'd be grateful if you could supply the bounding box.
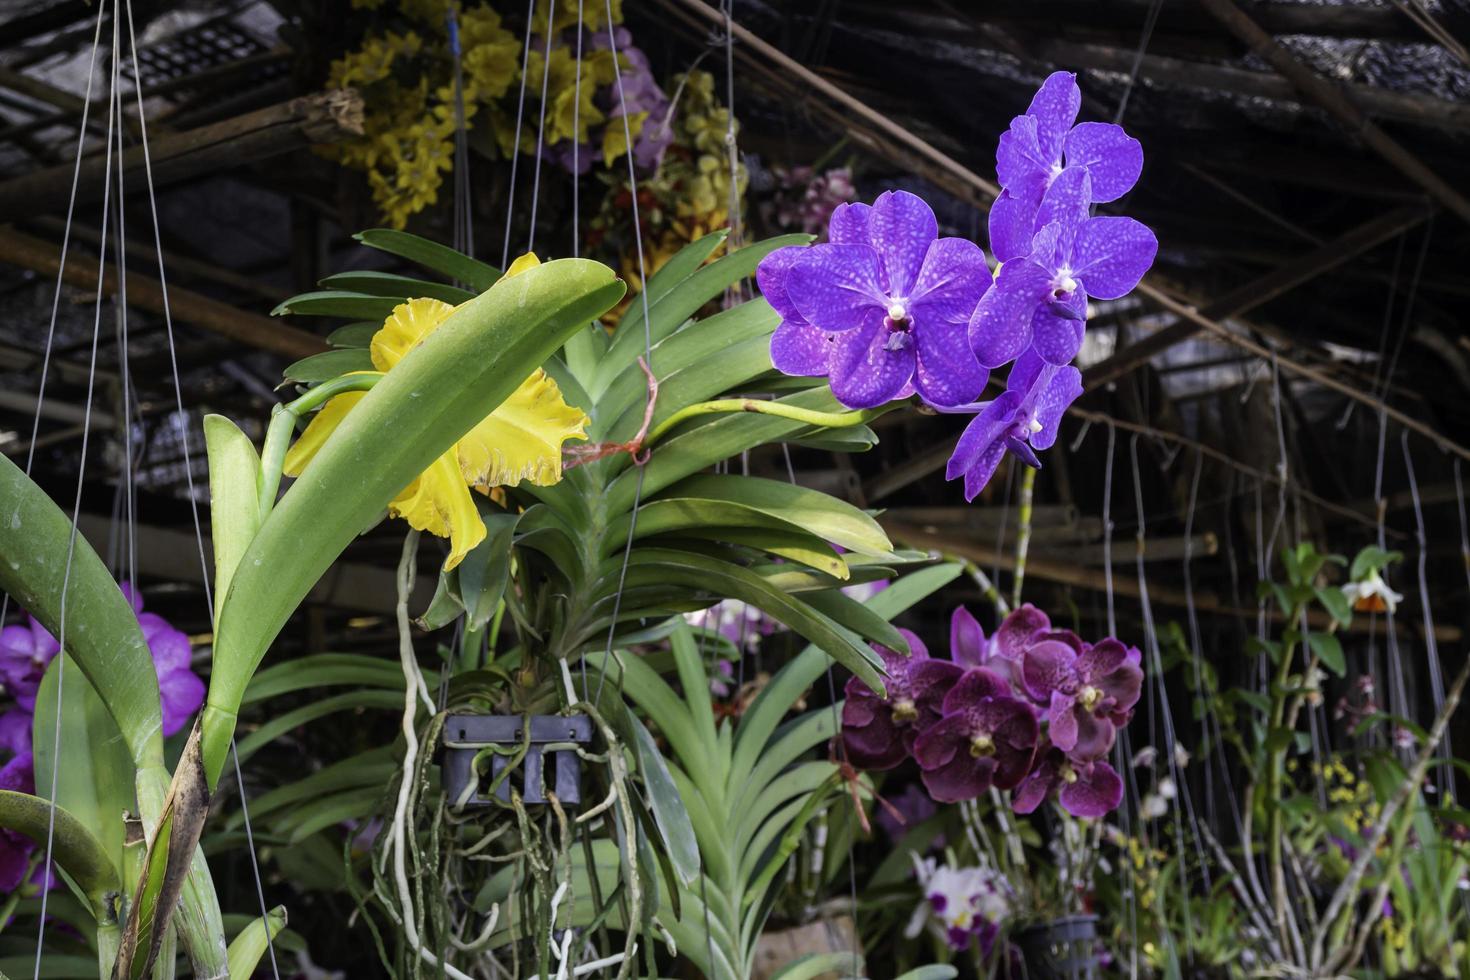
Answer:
[946,393,1020,481]
[771,320,834,377]
[1022,639,1078,702]
[914,318,987,408]
[1064,122,1143,202]
[913,713,967,772]
[911,237,991,323]
[787,243,884,332]
[908,661,966,751]
[1012,752,1060,814]
[1030,308,1085,366]
[962,442,1009,502]
[1035,167,1091,244]
[1031,365,1082,451]
[158,668,205,737]
[950,605,987,668]
[1069,711,1116,762]
[942,667,1014,713]
[0,752,33,793]
[1059,760,1123,818]
[1048,694,1081,752]
[0,710,30,755]
[842,677,885,727]
[843,704,909,770]
[828,312,916,409]
[827,201,872,245]
[994,604,1051,660]
[756,245,808,323]
[1074,216,1157,300]
[922,752,997,803]
[1086,639,1143,712]
[988,183,1043,263]
[996,115,1049,190]
[1026,71,1082,163]
[1077,638,1127,679]
[968,260,1052,369]
[870,190,939,297]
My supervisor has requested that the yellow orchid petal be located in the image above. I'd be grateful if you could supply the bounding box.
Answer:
[282,390,367,477]
[389,450,487,571]
[456,368,589,491]
[371,296,457,372]
[505,252,541,278]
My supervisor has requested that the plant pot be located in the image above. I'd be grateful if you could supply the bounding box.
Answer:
[1016,914,1098,980]
[441,714,593,807]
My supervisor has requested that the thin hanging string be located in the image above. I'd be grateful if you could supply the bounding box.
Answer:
[571,0,584,259]
[1339,232,1405,429]
[111,85,138,596]
[993,462,1015,591]
[1112,0,1166,125]
[592,0,655,706]
[501,0,538,268]
[1129,434,1199,965]
[1102,422,1117,637]
[1261,353,1289,566]
[1180,448,1217,893]
[0,1,108,634]
[719,0,742,260]
[36,7,118,969]
[123,0,280,971]
[526,0,557,252]
[447,5,473,259]
[1375,215,1433,404]
[1402,431,1449,793]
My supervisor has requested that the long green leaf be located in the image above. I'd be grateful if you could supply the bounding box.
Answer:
[0,453,164,772]
[226,906,287,980]
[243,654,403,704]
[204,415,262,627]
[318,270,475,304]
[0,790,119,908]
[280,348,375,384]
[666,474,894,558]
[203,257,624,786]
[354,228,502,291]
[235,690,402,764]
[270,290,400,320]
[627,713,701,888]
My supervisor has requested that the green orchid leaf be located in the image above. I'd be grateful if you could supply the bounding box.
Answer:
[204,415,262,626]
[457,509,520,631]
[770,952,864,980]
[204,257,624,786]
[317,270,475,304]
[270,290,401,321]
[628,712,701,887]
[235,690,403,764]
[280,348,375,384]
[0,790,119,910]
[0,453,164,775]
[326,320,379,348]
[1307,631,1347,677]
[354,228,502,291]
[226,906,287,980]
[243,654,404,704]
[664,475,895,558]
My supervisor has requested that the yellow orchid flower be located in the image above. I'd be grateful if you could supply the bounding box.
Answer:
[283,254,589,570]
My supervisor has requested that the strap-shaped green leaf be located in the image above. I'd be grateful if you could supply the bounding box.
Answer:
[0,454,164,772]
[353,228,502,291]
[666,474,895,558]
[280,348,375,384]
[226,906,287,980]
[0,790,119,910]
[203,258,624,787]
[270,290,401,320]
[317,270,475,305]
[325,321,379,348]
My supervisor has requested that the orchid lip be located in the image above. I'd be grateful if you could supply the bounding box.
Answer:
[892,699,919,723]
[1060,762,1079,784]
[1079,685,1103,711]
[969,733,996,758]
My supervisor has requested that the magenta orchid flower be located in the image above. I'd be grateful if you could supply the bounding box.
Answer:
[949,602,1053,688]
[945,351,1082,501]
[0,750,36,891]
[841,629,963,770]
[914,670,1039,802]
[121,583,205,737]
[1012,745,1124,819]
[0,618,60,713]
[1022,637,1142,761]
[772,191,991,408]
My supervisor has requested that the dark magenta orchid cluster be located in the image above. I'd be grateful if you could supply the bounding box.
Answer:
[757,72,1156,500]
[841,604,1142,819]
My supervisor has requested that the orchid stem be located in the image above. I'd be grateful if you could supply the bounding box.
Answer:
[1011,466,1037,608]
[642,397,901,447]
[960,559,1010,617]
[256,373,384,517]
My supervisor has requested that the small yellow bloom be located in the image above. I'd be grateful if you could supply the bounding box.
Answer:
[284,255,589,570]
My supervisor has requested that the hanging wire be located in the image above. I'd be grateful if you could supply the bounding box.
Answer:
[501,0,539,268]
[1180,449,1215,893]
[447,5,474,259]
[1112,0,1166,125]
[526,0,558,251]
[122,0,280,970]
[35,8,119,969]
[1402,431,1449,792]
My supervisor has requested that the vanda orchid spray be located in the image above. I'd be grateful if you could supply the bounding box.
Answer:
[757,70,1156,501]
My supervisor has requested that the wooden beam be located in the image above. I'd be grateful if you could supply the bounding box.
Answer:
[1083,203,1431,387]
[0,90,363,221]
[0,227,326,360]
[1195,0,1470,227]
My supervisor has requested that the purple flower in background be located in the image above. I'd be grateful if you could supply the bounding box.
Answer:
[593,28,673,170]
[989,71,1143,263]
[1022,637,1141,761]
[973,168,1157,368]
[121,584,205,737]
[946,351,1082,501]
[949,603,1052,687]
[877,782,940,844]
[914,670,1038,802]
[1012,745,1124,818]
[0,618,60,713]
[0,750,36,891]
[842,630,963,770]
[912,858,1012,953]
[776,191,991,408]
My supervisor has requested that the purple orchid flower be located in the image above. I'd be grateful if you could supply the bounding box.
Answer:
[949,603,1052,688]
[841,629,963,770]
[0,618,60,713]
[989,71,1143,263]
[945,351,1082,501]
[776,191,992,408]
[973,167,1157,368]
[1022,637,1142,761]
[0,750,36,891]
[914,670,1039,802]
[121,583,205,737]
[1012,745,1124,819]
